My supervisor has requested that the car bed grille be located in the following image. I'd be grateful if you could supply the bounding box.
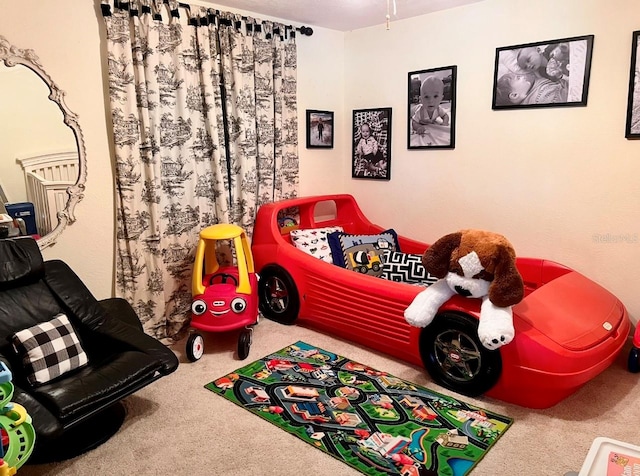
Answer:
[303,273,413,348]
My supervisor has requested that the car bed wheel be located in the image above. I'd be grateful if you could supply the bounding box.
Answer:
[419,312,502,397]
[258,265,300,325]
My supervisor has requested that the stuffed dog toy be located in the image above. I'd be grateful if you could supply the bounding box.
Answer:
[404,229,524,350]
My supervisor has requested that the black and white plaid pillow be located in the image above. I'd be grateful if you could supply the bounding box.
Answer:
[12,313,88,386]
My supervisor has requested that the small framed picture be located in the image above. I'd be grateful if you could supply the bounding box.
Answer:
[306,110,334,148]
[626,30,640,139]
[408,65,457,149]
[492,35,594,110]
[352,107,392,181]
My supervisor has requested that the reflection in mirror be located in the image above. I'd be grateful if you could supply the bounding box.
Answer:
[0,35,86,249]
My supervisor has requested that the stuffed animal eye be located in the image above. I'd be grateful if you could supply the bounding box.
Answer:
[449,264,463,275]
[476,270,494,281]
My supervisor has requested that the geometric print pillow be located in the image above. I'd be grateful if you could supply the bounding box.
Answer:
[12,313,89,386]
[380,250,439,285]
[290,226,344,263]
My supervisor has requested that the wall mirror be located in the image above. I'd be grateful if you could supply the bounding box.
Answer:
[0,35,86,249]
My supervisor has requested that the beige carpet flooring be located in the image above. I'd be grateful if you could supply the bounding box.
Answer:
[18,318,640,475]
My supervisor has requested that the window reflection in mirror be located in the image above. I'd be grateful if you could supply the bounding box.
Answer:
[0,35,86,249]
[0,63,78,234]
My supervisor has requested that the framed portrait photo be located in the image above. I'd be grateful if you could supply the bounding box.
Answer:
[306,109,334,148]
[492,35,594,110]
[626,30,640,139]
[407,65,457,149]
[352,107,392,181]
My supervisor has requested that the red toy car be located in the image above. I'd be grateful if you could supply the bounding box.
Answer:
[187,224,259,362]
[251,194,631,409]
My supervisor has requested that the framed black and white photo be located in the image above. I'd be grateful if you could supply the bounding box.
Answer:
[492,35,594,110]
[306,109,334,148]
[352,108,392,181]
[626,30,640,139]
[407,65,456,149]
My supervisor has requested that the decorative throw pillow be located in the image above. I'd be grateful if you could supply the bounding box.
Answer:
[328,229,400,277]
[289,226,344,263]
[12,313,88,386]
[380,250,439,285]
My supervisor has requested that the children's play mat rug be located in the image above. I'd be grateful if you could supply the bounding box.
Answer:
[205,341,513,476]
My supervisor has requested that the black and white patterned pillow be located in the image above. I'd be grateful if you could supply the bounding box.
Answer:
[290,226,344,263]
[12,313,88,386]
[327,229,400,278]
[380,251,439,285]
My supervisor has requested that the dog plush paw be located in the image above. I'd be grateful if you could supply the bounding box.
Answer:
[478,298,515,350]
[404,298,438,327]
[404,280,454,328]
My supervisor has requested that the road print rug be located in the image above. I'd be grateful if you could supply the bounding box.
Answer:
[205,341,513,476]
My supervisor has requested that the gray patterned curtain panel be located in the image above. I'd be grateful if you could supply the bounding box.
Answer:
[101,0,299,342]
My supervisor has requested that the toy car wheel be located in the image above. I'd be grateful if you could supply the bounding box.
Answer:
[258,265,300,324]
[419,312,502,397]
[186,333,205,362]
[238,330,252,360]
[628,347,640,373]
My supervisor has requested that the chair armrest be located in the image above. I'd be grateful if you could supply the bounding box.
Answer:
[98,298,143,331]
[92,317,179,375]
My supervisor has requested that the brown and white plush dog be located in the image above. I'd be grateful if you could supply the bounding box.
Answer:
[404,229,524,350]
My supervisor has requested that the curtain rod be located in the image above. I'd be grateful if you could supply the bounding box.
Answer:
[104,1,314,37]
[172,1,314,36]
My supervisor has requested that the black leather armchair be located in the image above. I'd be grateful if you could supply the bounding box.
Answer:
[0,237,179,462]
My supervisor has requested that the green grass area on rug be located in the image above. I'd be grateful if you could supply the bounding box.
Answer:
[205,341,513,476]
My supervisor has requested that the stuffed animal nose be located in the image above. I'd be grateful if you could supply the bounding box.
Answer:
[454,285,472,297]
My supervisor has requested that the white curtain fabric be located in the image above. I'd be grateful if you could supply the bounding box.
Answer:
[102,1,298,342]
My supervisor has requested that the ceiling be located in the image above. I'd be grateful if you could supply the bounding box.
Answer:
[203,0,485,32]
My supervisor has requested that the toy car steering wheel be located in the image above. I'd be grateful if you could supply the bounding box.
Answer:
[208,273,239,286]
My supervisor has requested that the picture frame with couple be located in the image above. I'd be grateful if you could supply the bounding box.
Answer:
[492,35,594,110]
[626,30,640,139]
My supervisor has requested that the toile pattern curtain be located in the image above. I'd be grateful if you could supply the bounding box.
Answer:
[101,1,298,342]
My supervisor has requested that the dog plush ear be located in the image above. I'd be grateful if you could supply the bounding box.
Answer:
[488,244,524,307]
[423,232,463,279]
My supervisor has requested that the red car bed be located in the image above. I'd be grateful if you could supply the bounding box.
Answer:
[251,194,630,409]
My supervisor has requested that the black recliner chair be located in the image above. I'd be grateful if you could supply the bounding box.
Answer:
[0,237,179,463]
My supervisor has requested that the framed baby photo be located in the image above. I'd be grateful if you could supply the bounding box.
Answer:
[407,65,457,150]
[625,30,640,139]
[351,107,392,181]
[491,34,594,110]
[306,109,334,148]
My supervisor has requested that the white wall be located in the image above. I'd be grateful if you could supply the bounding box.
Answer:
[1,0,639,327]
[343,0,640,324]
